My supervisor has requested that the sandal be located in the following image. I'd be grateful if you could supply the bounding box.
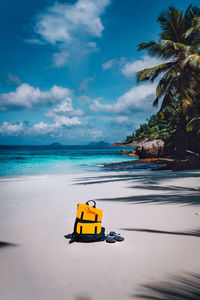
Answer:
[106,234,116,243]
[109,231,125,241]
[113,234,124,241]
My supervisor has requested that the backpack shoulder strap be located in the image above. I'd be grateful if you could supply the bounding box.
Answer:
[85,200,96,208]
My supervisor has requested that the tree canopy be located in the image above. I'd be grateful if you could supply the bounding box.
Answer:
[127,5,200,148]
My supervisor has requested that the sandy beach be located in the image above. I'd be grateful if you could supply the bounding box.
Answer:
[0,170,200,300]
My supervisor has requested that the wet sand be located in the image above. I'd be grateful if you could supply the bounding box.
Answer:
[0,170,200,300]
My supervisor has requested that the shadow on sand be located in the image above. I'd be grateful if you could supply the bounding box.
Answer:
[135,273,200,299]
[120,227,200,238]
[74,171,200,187]
[96,193,200,205]
[0,241,18,248]
[74,171,200,205]
[76,173,200,206]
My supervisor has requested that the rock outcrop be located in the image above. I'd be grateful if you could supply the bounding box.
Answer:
[136,139,164,158]
[120,149,137,156]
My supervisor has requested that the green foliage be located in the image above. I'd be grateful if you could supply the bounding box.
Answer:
[126,103,180,142]
[128,4,200,148]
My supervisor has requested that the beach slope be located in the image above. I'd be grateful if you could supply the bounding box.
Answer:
[0,170,200,300]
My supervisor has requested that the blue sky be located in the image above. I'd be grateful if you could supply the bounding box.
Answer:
[0,0,198,144]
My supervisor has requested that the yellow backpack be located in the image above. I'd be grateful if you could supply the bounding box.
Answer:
[70,200,105,243]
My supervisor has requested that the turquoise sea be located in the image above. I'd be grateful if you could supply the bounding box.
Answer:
[0,145,136,177]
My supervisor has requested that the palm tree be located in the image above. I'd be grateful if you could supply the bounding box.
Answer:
[137,5,200,132]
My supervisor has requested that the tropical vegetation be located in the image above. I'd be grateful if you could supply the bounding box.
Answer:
[126,5,200,152]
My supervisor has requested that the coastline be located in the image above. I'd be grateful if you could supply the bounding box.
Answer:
[1,169,200,300]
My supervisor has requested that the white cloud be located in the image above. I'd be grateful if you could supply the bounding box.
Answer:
[122,55,163,77]
[69,109,84,117]
[102,57,126,73]
[45,97,84,117]
[90,83,157,115]
[31,0,110,67]
[35,0,110,43]
[45,112,81,127]
[0,84,72,111]
[0,113,81,137]
[51,97,73,113]
[27,98,83,136]
[0,122,24,136]
[102,59,115,71]
[0,85,82,137]
[78,76,95,92]
[54,115,81,127]
[53,50,69,67]
[28,122,56,136]
[28,114,81,136]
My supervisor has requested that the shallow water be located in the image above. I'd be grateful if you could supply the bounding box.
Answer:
[0,145,136,177]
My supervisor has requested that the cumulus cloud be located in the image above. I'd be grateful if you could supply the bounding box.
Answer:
[69,109,84,117]
[45,97,84,116]
[50,97,73,113]
[27,115,81,136]
[27,122,56,136]
[0,114,81,137]
[26,98,82,136]
[0,84,72,111]
[90,83,157,115]
[0,122,24,136]
[30,0,110,67]
[0,88,82,137]
[45,111,81,127]
[122,55,163,77]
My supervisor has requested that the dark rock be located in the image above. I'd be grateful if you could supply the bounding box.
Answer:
[120,149,137,156]
[128,150,137,156]
[104,158,175,171]
[173,157,200,171]
[136,139,164,158]
[120,149,129,154]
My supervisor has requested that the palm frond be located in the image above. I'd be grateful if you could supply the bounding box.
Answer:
[186,116,200,132]
[153,65,179,105]
[159,90,174,112]
[185,15,200,34]
[137,62,175,83]
[137,41,175,60]
[161,39,186,52]
[158,7,184,42]
[183,54,200,69]
[137,4,200,124]
[181,97,194,113]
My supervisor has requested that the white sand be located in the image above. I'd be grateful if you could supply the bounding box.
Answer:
[0,170,200,300]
